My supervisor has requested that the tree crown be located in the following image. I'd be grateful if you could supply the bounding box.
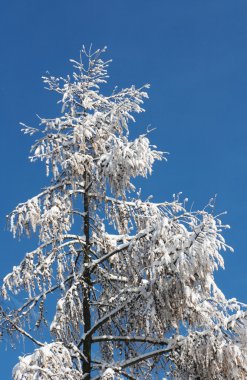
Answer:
[1,47,247,380]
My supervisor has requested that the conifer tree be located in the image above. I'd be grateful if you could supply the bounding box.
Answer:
[1,47,247,379]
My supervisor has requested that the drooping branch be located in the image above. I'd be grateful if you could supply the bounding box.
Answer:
[90,228,154,271]
[2,311,44,347]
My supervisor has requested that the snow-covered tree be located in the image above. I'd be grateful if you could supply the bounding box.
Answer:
[1,46,247,379]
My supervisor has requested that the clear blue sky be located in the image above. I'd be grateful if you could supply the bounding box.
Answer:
[1,0,247,377]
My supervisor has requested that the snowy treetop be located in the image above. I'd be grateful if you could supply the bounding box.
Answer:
[1,47,247,380]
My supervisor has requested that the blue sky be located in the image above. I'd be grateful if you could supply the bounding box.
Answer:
[1,0,247,377]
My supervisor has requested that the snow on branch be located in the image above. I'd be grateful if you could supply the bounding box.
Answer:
[12,343,81,380]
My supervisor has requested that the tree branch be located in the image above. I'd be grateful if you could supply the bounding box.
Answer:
[3,312,44,347]
[120,346,173,369]
[79,294,139,348]
[92,335,168,345]
[90,228,154,272]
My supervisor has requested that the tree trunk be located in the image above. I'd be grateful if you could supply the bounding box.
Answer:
[82,172,91,379]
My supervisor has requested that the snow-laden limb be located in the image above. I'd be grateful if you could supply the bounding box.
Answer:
[50,280,84,344]
[2,234,86,301]
[171,329,247,379]
[93,210,232,340]
[2,46,247,380]
[12,343,81,380]
[9,190,73,242]
[98,135,163,197]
